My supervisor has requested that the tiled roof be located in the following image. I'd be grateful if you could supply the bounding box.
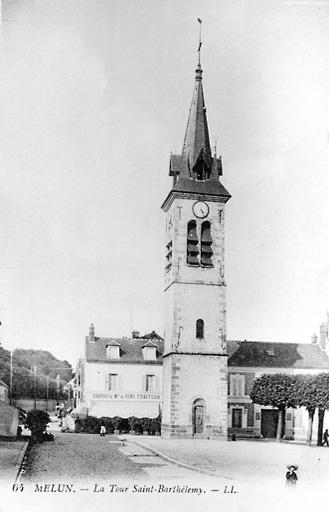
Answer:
[172,177,231,198]
[227,340,329,369]
[86,337,164,364]
[86,337,329,369]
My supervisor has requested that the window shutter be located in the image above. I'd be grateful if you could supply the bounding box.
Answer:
[142,374,146,392]
[119,375,123,392]
[201,221,213,266]
[187,220,199,265]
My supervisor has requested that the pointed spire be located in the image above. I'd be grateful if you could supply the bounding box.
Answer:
[182,20,212,174]
[163,21,231,206]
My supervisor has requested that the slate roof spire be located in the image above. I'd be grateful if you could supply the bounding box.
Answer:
[182,20,212,172]
[164,21,231,205]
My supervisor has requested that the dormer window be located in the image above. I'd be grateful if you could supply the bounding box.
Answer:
[142,342,157,361]
[193,149,210,181]
[106,342,120,359]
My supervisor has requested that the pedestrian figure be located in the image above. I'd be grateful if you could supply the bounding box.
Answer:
[286,464,298,485]
[100,425,106,437]
[322,429,329,446]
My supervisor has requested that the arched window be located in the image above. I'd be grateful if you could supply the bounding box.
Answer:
[187,220,199,265]
[201,221,213,266]
[196,319,204,339]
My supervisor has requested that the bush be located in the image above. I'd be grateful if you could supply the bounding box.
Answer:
[99,417,114,433]
[141,417,152,433]
[121,418,129,433]
[129,417,142,434]
[25,410,50,443]
[151,414,161,434]
[76,415,160,435]
[81,416,100,434]
[112,416,123,432]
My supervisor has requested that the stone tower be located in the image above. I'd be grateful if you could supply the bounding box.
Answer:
[161,55,231,439]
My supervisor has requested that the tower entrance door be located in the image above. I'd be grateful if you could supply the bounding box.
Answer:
[193,399,205,435]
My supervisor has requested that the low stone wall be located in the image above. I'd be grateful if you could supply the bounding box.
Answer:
[12,398,57,412]
[0,401,19,437]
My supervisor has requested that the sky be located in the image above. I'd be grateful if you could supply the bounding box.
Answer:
[1,0,329,365]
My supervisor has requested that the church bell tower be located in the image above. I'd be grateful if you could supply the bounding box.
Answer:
[161,34,231,439]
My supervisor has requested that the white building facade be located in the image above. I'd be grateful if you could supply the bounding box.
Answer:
[75,325,163,419]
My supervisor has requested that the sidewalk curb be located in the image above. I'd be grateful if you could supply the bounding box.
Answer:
[121,437,234,480]
[14,440,30,483]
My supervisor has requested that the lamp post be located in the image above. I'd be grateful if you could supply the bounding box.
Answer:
[9,350,13,405]
[46,375,49,411]
[56,374,60,402]
[33,364,37,410]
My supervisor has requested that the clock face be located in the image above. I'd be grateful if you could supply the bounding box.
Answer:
[193,201,209,219]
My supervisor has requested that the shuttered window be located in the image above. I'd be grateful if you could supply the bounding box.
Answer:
[146,375,155,392]
[108,374,118,391]
[230,374,245,397]
[201,221,213,266]
[165,240,172,271]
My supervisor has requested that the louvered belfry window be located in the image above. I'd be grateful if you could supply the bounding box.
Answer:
[201,221,213,266]
[165,240,172,271]
[187,220,199,265]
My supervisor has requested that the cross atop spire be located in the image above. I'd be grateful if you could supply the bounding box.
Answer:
[197,18,202,67]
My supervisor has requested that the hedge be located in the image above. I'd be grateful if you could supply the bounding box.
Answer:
[75,414,161,435]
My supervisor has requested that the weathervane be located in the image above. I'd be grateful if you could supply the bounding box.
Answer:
[197,18,202,66]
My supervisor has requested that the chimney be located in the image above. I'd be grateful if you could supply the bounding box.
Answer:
[89,323,95,342]
[132,330,140,339]
[319,322,328,351]
[311,333,318,344]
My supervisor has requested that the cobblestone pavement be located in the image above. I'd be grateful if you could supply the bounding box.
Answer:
[19,431,202,483]
[20,432,148,482]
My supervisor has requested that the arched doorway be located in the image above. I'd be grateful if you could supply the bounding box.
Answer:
[192,398,205,435]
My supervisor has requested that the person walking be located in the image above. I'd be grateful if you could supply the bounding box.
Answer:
[100,424,106,437]
[322,429,329,446]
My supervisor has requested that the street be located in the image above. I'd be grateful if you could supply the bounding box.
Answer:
[20,430,200,483]
[6,427,328,512]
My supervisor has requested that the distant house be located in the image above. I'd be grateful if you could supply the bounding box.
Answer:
[75,324,163,418]
[0,379,19,437]
[0,379,9,403]
[227,337,329,440]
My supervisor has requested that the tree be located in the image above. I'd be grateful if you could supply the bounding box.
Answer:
[25,410,50,443]
[314,373,329,446]
[250,373,297,441]
[294,374,318,445]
